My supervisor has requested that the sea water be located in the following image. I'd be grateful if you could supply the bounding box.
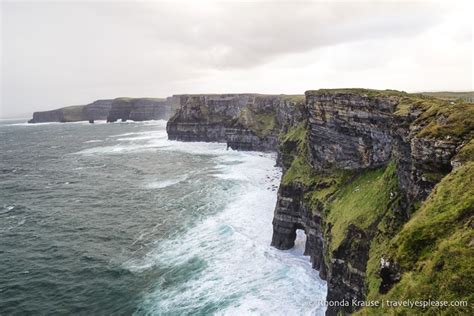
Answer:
[0,119,326,315]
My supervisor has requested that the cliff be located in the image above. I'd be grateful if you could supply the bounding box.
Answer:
[167,89,474,315]
[28,96,179,123]
[106,97,177,122]
[166,94,305,151]
[28,100,113,123]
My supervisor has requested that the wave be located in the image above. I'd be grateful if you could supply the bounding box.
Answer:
[84,139,104,143]
[75,130,233,156]
[125,150,326,315]
[144,175,188,189]
[1,119,167,128]
[0,205,16,215]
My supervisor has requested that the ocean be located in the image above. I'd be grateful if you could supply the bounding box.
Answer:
[0,119,326,315]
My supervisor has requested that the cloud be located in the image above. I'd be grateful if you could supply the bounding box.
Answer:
[114,1,445,68]
[0,0,472,118]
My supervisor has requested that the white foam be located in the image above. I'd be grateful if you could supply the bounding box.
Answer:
[2,122,58,127]
[75,127,237,157]
[84,139,103,143]
[144,176,187,189]
[125,149,327,315]
[0,205,16,215]
[2,119,164,128]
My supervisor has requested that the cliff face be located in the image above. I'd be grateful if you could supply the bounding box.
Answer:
[28,97,178,123]
[271,90,473,315]
[83,100,113,121]
[29,108,67,123]
[106,98,175,122]
[167,88,474,315]
[29,100,112,123]
[166,94,305,151]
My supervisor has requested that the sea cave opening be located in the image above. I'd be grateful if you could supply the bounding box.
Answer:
[292,228,307,256]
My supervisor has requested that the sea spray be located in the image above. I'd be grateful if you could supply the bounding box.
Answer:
[1,119,326,315]
[126,149,327,315]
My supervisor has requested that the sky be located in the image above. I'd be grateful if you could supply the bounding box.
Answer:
[0,0,473,118]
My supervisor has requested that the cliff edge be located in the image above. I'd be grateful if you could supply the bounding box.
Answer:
[28,96,180,123]
[167,88,474,315]
[166,94,305,151]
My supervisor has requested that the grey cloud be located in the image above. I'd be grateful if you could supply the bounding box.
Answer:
[0,1,470,118]
[120,1,444,68]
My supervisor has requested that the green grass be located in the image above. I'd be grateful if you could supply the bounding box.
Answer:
[393,94,474,139]
[359,161,474,315]
[454,139,474,165]
[61,105,86,122]
[394,162,474,269]
[420,91,474,102]
[304,90,473,141]
[416,102,474,139]
[279,94,305,103]
[280,123,306,146]
[305,88,408,98]
[282,155,315,186]
[326,162,398,251]
[276,90,473,314]
[277,88,474,315]
[236,105,277,138]
[279,123,314,185]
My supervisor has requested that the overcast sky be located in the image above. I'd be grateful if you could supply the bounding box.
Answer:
[1,0,473,118]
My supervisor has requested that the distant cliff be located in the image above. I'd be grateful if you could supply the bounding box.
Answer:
[166,94,305,151]
[28,100,112,123]
[106,97,176,122]
[28,96,180,123]
[167,89,474,315]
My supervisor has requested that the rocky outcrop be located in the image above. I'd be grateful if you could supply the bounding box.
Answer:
[165,88,473,315]
[29,100,112,123]
[166,94,305,151]
[106,98,174,122]
[167,94,255,142]
[306,91,399,170]
[29,97,177,123]
[83,99,114,121]
[271,90,472,315]
[270,182,327,277]
[29,108,67,123]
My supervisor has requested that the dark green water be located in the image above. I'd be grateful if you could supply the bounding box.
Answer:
[0,119,326,315]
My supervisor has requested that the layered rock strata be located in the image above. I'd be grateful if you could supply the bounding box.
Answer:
[167,88,474,315]
[271,90,472,315]
[29,100,112,123]
[28,96,179,123]
[166,94,305,151]
[106,98,174,122]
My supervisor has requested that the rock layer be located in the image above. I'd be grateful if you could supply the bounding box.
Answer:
[29,96,179,123]
[106,98,175,122]
[167,88,474,315]
[271,90,471,315]
[166,94,305,151]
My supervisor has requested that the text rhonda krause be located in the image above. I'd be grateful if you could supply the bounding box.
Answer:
[316,299,469,308]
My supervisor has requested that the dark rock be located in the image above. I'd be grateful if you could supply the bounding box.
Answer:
[29,96,178,124]
[379,257,401,294]
[165,89,471,316]
[29,100,113,123]
[129,98,174,121]
[167,94,305,151]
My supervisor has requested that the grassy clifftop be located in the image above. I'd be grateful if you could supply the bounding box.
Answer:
[420,91,474,102]
[358,160,474,315]
[276,90,474,315]
[395,95,474,139]
[235,105,277,138]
